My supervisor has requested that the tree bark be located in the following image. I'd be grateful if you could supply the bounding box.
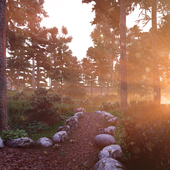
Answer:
[100,75,102,97]
[120,0,127,112]
[107,73,109,95]
[0,0,11,132]
[37,61,39,89]
[32,57,35,91]
[17,68,19,92]
[152,0,160,104]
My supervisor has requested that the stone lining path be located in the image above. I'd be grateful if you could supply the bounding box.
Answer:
[0,110,128,170]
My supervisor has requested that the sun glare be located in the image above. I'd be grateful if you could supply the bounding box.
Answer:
[41,0,95,60]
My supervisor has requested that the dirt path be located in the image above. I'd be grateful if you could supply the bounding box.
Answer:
[0,112,108,170]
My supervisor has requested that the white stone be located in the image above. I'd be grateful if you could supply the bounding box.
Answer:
[94,134,116,148]
[52,131,68,143]
[105,126,116,135]
[5,137,35,148]
[93,158,127,170]
[36,137,53,147]
[58,125,70,135]
[0,137,4,149]
[95,110,102,114]
[74,112,83,119]
[66,116,79,129]
[108,117,120,126]
[73,108,84,113]
[98,145,124,160]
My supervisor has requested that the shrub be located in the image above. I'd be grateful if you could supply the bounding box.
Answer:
[0,129,28,143]
[23,88,60,126]
[121,101,170,170]
[51,94,61,103]
[11,91,31,100]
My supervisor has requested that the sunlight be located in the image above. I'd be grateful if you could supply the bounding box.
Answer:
[41,0,95,60]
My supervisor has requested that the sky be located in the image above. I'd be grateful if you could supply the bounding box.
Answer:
[41,1,151,61]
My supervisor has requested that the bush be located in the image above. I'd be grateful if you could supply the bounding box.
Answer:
[23,88,60,126]
[121,101,170,170]
[0,129,28,143]
[11,91,31,100]
[51,94,61,103]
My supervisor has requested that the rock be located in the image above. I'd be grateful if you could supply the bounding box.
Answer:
[93,158,127,170]
[52,131,68,143]
[98,145,124,161]
[94,134,116,148]
[105,126,116,135]
[108,117,120,126]
[5,137,35,148]
[0,137,4,149]
[36,137,53,147]
[73,108,84,113]
[98,126,116,136]
[73,112,83,120]
[66,116,79,129]
[58,125,70,135]
[95,110,102,114]
[99,111,115,120]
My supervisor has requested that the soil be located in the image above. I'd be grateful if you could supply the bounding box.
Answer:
[0,112,109,170]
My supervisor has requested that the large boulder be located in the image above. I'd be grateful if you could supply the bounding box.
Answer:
[36,137,53,147]
[73,108,84,113]
[93,158,127,170]
[58,125,70,135]
[5,137,35,148]
[51,131,68,143]
[0,137,4,149]
[94,134,116,148]
[98,145,124,161]
[66,116,79,129]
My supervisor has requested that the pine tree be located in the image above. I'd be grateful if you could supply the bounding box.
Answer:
[0,0,11,132]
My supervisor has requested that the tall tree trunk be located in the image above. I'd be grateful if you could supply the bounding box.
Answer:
[17,68,19,92]
[23,70,25,89]
[61,77,63,102]
[107,73,109,95]
[100,75,102,97]
[37,61,39,89]
[120,0,127,112]
[152,0,160,104]
[91,79,93,96]
[32,57,35,91]
[0,0,11,132]
[54,80,57,92]
[49,78,51,89]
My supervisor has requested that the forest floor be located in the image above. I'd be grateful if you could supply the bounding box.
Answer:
[0,112,109,170]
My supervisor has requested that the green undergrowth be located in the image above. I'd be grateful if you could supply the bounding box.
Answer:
[27,120,65,142]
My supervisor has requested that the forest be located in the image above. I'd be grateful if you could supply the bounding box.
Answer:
[1,0,170,169]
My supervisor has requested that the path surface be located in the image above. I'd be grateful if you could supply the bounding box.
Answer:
[0,112,108,170]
